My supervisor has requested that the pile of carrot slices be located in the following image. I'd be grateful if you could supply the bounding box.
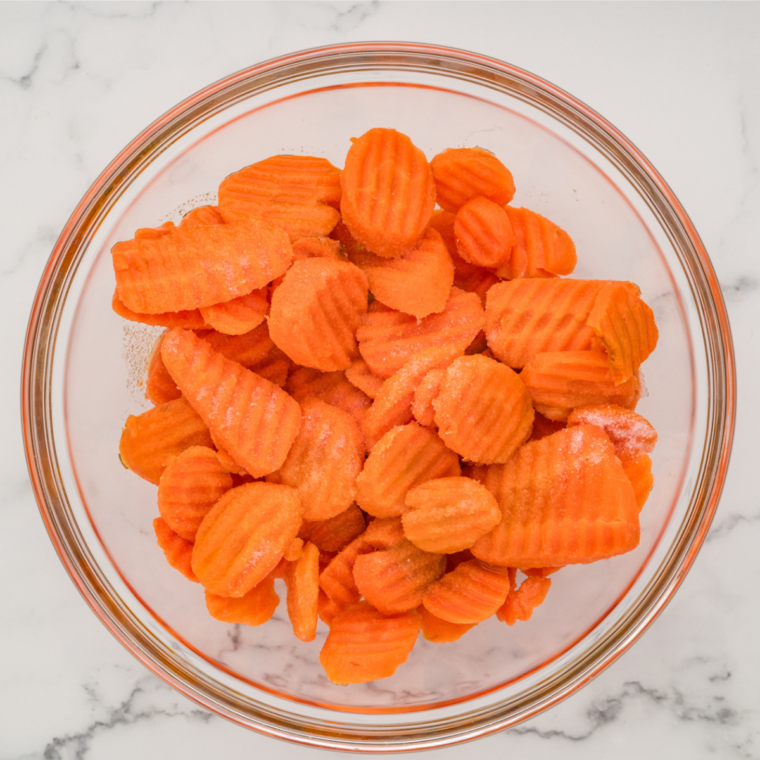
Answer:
[114,128,659,685]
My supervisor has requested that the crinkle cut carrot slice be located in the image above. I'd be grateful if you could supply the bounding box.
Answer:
[269,258,369,372]
[329,219,368,259]
[205,575,280,626]
[529,411,566,441]
[621,454,654,511]
[303,504,367,553]
[430,147,515,213]
[427,209,458,256]
[497,576,551,625]
[157,445,232,541]
[520,351,640,421]
[348,227,455,318]
[471,425,640,568]
[586,282,659,384]
[411,368,446,427]
[219,203,340,241]
[521,566,561,577]
[319,601,421,685]
[402,476,501,554]
[567,404,657,459]
[318,590,344,627]
[119,396,214,485]
[363,516,406,550]
[113,219,293,314]
[135,221,175,240]
[249,346,292,388]
[345,359,385,400]
[161,328,301,478]
[355,423,461,519]
[180,205,225,228]
[191,482,303,597]
[146,334,181,406]
[433,355,534,464]
[199,321,275,368]
[267,399,364,522]
[199,287,269,336]
[451,253,500,306]
[484,279,606,368]
[418,606,474,643]
[153,517,199,582]
[340,128,436,258]
[454,196,514,269]
[319,532,373,607]
[285,542,321,642]
[291,236,345,262]
[357,287,484,379]
[112,290,207,330]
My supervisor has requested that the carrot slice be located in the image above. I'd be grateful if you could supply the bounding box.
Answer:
[304,504,367,553]
[119,396,213,485]
[497,576,551,625]
[418,606,474,643]
[205,576,280,626]
[198,287,269,336]
[134,221,175,240]
[146,334,182,405]
[471,425,640,568]
[112,219,293,314]
[219,202,341,241]
[284,537,305,562]
[180,205,225,228]
[112,290,207,330]
[191,482,303,597]
[199,322,275,368]
[621,454,654,511]
[340,128,436,258]
[153,517,199,582]
[285,542,320,642]
[427,209,458,255]
[357,287,484,378]
[318,590,344,627]
[161,328,301,478]
[454,196,514,268]
[411,368,446,428]
[247,346,292,388]
[433,355,534,464]
[291,235,345,262]
[319,533,373,607]
[345,359,385,400]
[363,516,407,550]
[529,412,566,442]
[450,252,501,306]
[567,404,657,459]
[269,258,369,371]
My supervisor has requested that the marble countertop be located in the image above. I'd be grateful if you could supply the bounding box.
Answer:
[3,3,758,758]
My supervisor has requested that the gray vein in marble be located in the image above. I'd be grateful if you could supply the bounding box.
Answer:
[1,226,59,279]
[304,1,380,33]
[720,275,759,302]
[7,43,47,91]
[705,510,760,543]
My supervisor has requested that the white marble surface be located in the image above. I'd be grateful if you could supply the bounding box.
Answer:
[2,2,758,758]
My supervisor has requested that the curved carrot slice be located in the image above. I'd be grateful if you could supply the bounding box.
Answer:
[427,209,458,256]
[454,196,514,268]
[180,205,225,228]
[529,412,566,442]
[205,576,280,626]
[153,517,198,582]
[451,253,500,306]
[418,606,474,643]
[161,328,301,478]
[135,221,175,239]
[345,359,384,400]
[621,454,654,511]
[567,404,657,459]
[319,532,373,607]
[411,368,446,428]
[285,542,321,642]
[363,516,407,550]
[341,128,436,258]
[219,202,340,241]
[318,590,344,627]
[497,576,551,625]
[199,288,269,336]
[304,504,367,553]
[291,235,345,262]
[146,334,181,405]
[199,322,275,368]
[112,290,207,330]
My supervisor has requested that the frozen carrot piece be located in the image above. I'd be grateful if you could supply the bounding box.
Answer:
[451,254,500,306]
[180,205,225,228]
[191,482,303,597]
[285,541,320,642]
[329,219,367,258]
[157,446,232,541]
[356,423,461,519]
[403,477,501,554]
[153,517,198,582]
[422,559,514,624]
[353,540,445,615]
[345,359,384,400]
[586,283,659,384]
[357,287,484,378]
[205,575,280,626]
[318,590,344,627]
[521,351,640,421]
[305,504,367,553]
[529,412,566,442]
[267,399,364,522]
[349,228,455,318]
[430,147,515,213]
[119,396,213,485]
[199,287,269,336]
[112,290,207,330]
[247,346,291,388]
[284,537,305,562]
[471,425,640,568]
[291,235,345,261]
[134,221,175,239]
[497,576,551,625]
[269,258,369,371]
[521,566,561,577]
[340,128,436,258]
[418,606,474,643]
[454,196,514,268]
[319,533,373,606]
[319,601,421,684]
[567,404,657,459]
[219,202,340,241]
[412,368,446,427]
[427,209,457,255]
[112,218,293,314]
[145,334,181,405]
[199,321,275,368]
[161,328,301,478]
[621,454,654,510]
[434,355,534,464]
[363,516,407,549]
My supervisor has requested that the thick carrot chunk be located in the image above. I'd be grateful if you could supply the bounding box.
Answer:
[205,576,280,626]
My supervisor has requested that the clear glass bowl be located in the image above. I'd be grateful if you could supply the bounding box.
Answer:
[22,43,735,751]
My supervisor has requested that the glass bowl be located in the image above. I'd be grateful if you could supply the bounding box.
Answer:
[22,43,735,751]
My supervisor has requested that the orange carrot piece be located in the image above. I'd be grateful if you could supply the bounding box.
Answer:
[433,355,534,464]
[285,542,321,642]
[418,606,475,643]
[521,566,561,577]
[291,235,345,262]
[454,196,514,268]
[205,576,280,626]
[219,202,341,241]
[269,258,369,371]
[134,221,175,240]
[247,346,291,388]
[305,505,367,553]
[340,128,436,258]
[199,321,275,368]
[161,328,301,478]
[180,205,225,228]
[345,359,385,400]
[497,576,551,625]
[119,396,214,485]
[529,412,567,442]
[427,209,458,256]
[319,533,373,606]
[145,334,181,405]
[411,368,446,427]
[567,404,657,459]
[112,290,207,330]
[471,425,640,568]
[318,589,344,627]
[153,517,199,582]
[199,287,269,336]
[284,537,305,562]
[621,454,654,511]
[451,253,501,306]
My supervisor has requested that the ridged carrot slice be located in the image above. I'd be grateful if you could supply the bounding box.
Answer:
[199,322,275,368]
[219,203,340,241]
[418,606,474,643]
[345,359,385,400]
[433,355,534,464]
[357,287,485,378]
[205,576,280,626]
[146,334,182,405]
[427,209,457,254]
[135,221,175,240]
[353,540,445,615]
[412,368,446,427]
[319,602,421,685]
[319,533,373,606]
[153,517,198,582]
[451,252,500,306]
[340,128,436,258]
[304,504,367,553]
[586,283,659,384]
[529,411,567,441]
[348,227,455,318]
[112,219,293,314]
[318,589,344,627]
[269,258,369,371]
[191,482,303,597]
[355,423,461,519]
[199,287,269,336]
[285,541,320,642]
[363,517,407,550]
[112,290,207,330]
[484,279,606,368]
[471,424,640,568]
[291,235,345,262]
[454,196,514,268]
[267,399,364,522]
[430,147,515,212]
[248,346,291,388]
[422,559,514,624]
[157,446,232,541]
[329,219,368,258]
[567,404,657,459]
[403,477,501,553]
[161,328,301,478]
[180,205,225,228]
[621,454,654,511]
[520,351,640,421]
[497,576,551,625]
[119,396,213,485]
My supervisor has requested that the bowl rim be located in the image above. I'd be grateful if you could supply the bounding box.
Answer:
[21,41,736,751]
